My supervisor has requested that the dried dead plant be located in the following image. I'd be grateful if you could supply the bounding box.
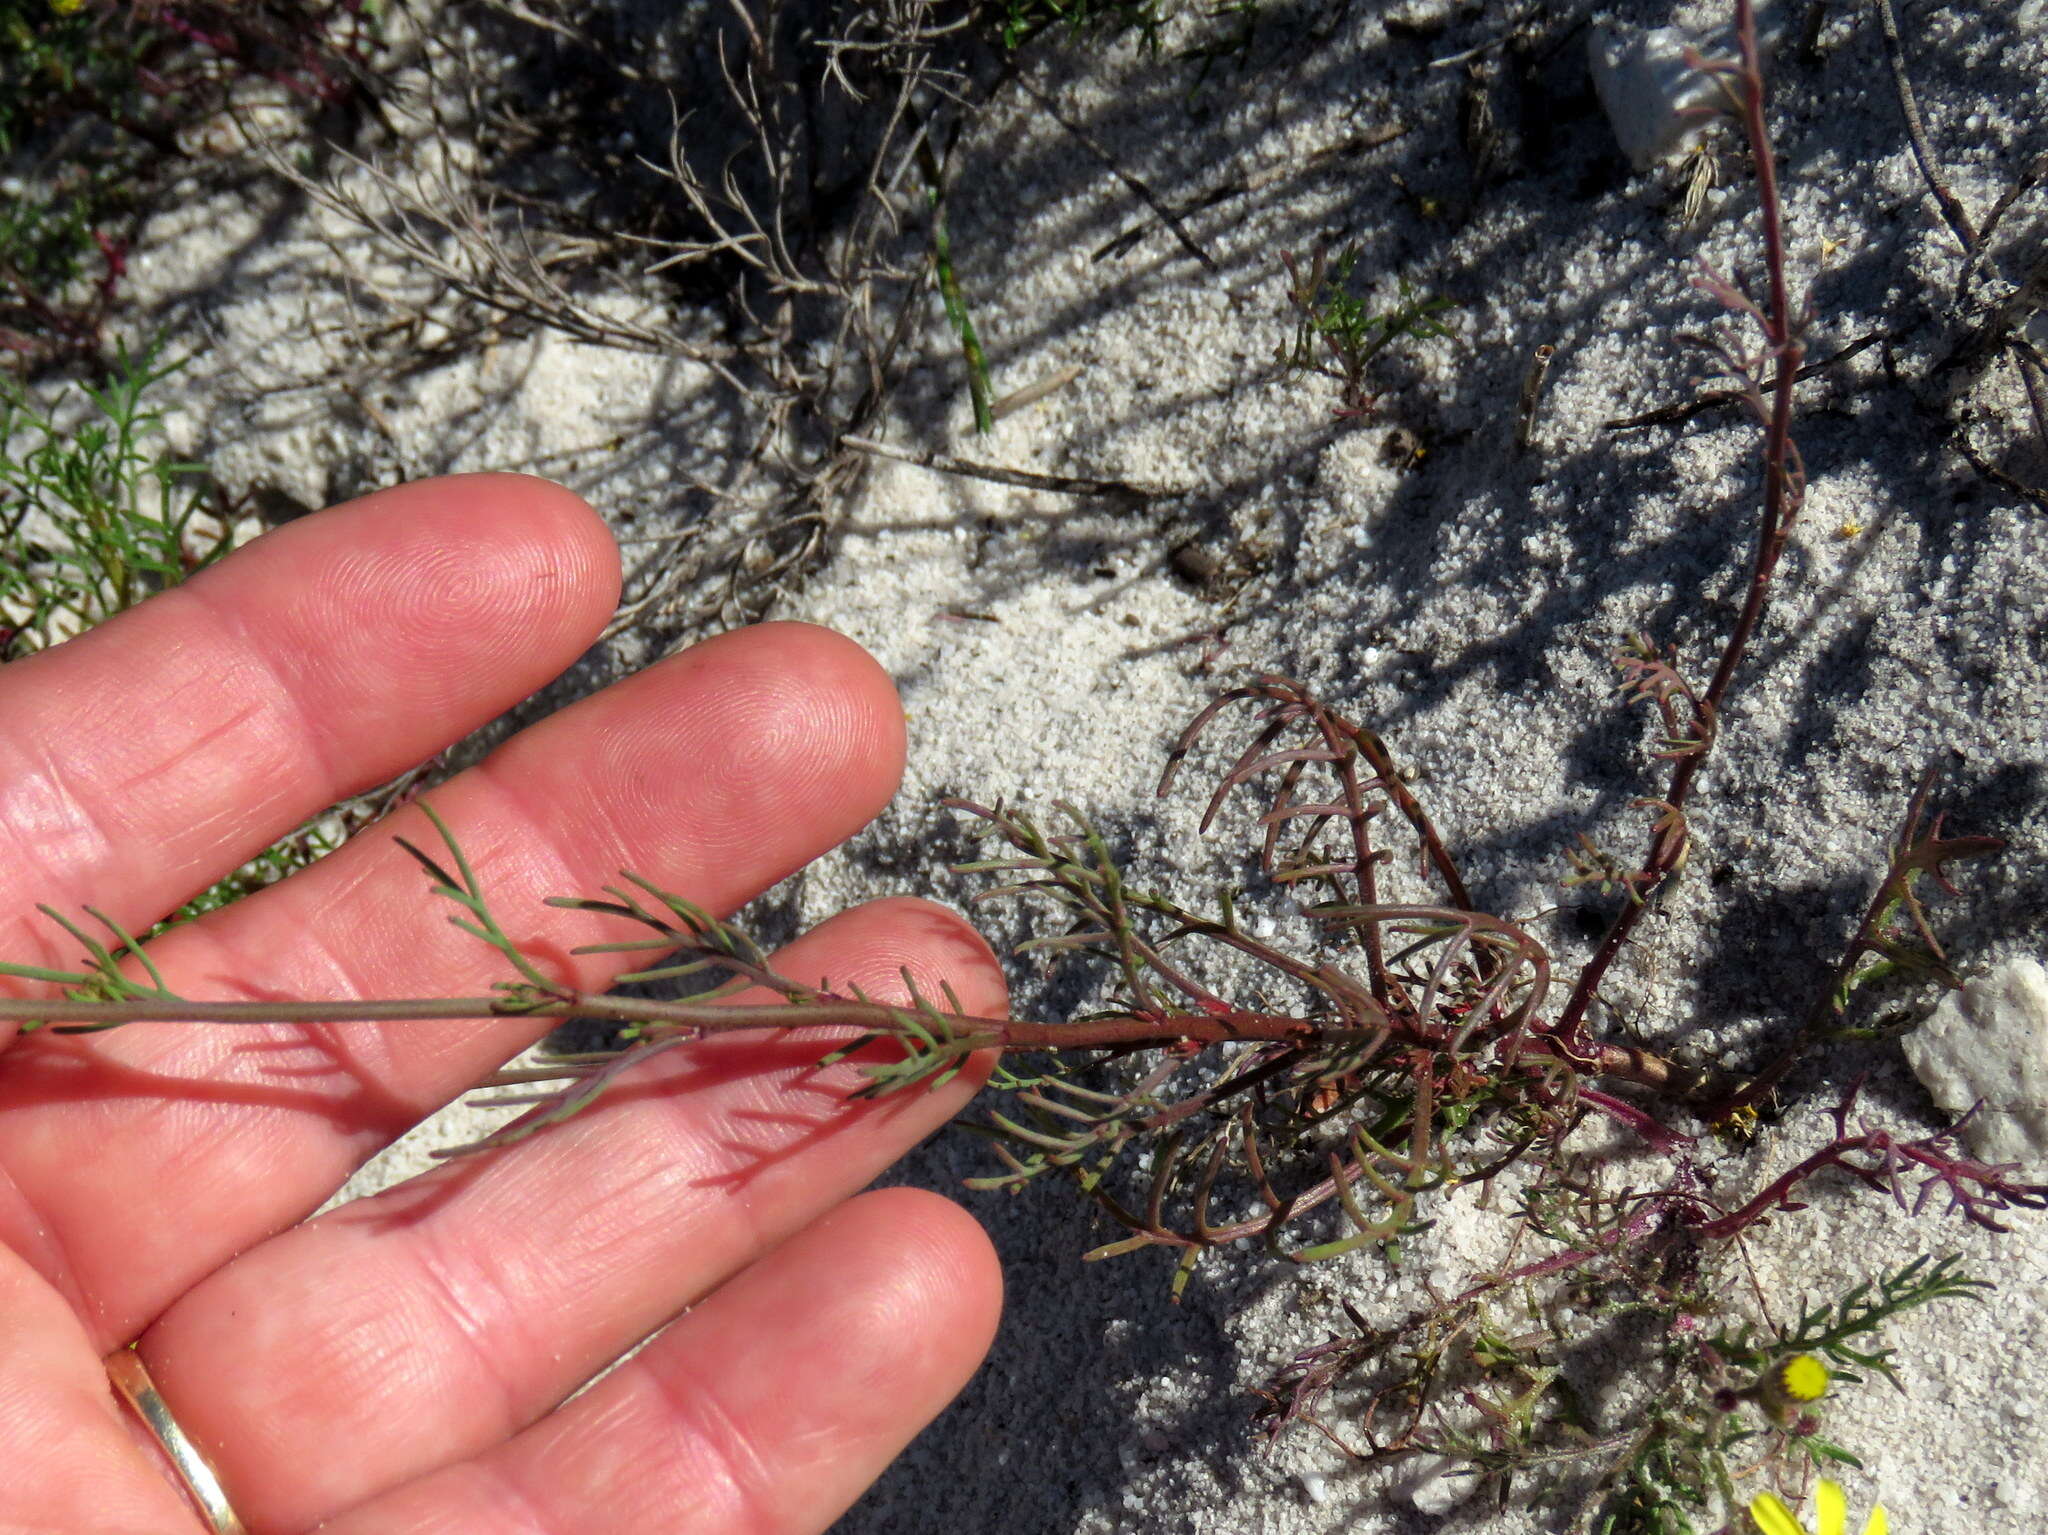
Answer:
[241,0,996,631]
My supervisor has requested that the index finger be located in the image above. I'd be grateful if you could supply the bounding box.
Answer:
[0,473,621,1045]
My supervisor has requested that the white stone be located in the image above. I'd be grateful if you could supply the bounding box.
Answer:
[1396,1456,1477,1517]
[1901,957,2048,1166]
[1587,22,1737,170]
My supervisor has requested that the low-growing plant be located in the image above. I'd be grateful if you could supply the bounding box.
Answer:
[991,0,1177,54]
[269,0,1020,631]
[987,0,1280,83]
[0,340,225,656]
[1,0,372,152]
[0,173,126,366]
[0,3,2035,1532]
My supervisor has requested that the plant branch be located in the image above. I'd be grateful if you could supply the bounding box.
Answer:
[0,990,1394,1051]
[1553,0,1805,1049]
[1705,766,2002,1120]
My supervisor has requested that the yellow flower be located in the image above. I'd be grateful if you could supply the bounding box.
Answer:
[1750,1478,1889,1535]
[1715,1101,1762,1143]
[1752,1351,1831,1423]
[1772,1353,1831,1405]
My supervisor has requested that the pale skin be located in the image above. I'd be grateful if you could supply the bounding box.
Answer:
[0,474,1007,1534]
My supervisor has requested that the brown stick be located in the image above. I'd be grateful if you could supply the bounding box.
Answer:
[1602,334,1880,431]
[840,433,1180,499]
[1870,0,1976,252]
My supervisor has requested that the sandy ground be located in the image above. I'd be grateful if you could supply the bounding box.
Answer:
[73,0,2048,1529]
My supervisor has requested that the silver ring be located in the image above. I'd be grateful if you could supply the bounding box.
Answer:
[104,1346,248,1535]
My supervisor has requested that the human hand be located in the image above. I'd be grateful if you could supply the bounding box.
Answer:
[0,475,1006,1533]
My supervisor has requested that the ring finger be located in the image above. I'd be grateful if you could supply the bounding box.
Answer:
[128,896,1004,1532]
[324,1186,1001,1535]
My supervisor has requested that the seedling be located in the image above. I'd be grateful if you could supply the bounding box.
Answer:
[1279,247,1454,418]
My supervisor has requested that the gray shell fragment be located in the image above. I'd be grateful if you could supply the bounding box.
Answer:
[1588,22,1737,170]
[1901,957,2048,1168]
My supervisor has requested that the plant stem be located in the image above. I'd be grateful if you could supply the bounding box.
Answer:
[0,990,1716,1097]
[1553,0,1805,1051]
[0,991,1333,1049]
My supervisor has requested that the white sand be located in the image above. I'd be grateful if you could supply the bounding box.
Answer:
[91,0,2048,1528]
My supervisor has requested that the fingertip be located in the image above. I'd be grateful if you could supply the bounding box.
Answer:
[344,472,623,631]
[591,624,905,868]
[445,473,624,608]
[731,621,908,792]
[740,1187,1000,1448]
[849,1185,1004,1346]
[834,897,1010,1017]
[178,474,622,755]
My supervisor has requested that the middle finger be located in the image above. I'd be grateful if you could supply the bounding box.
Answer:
[0,622,907,1346]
